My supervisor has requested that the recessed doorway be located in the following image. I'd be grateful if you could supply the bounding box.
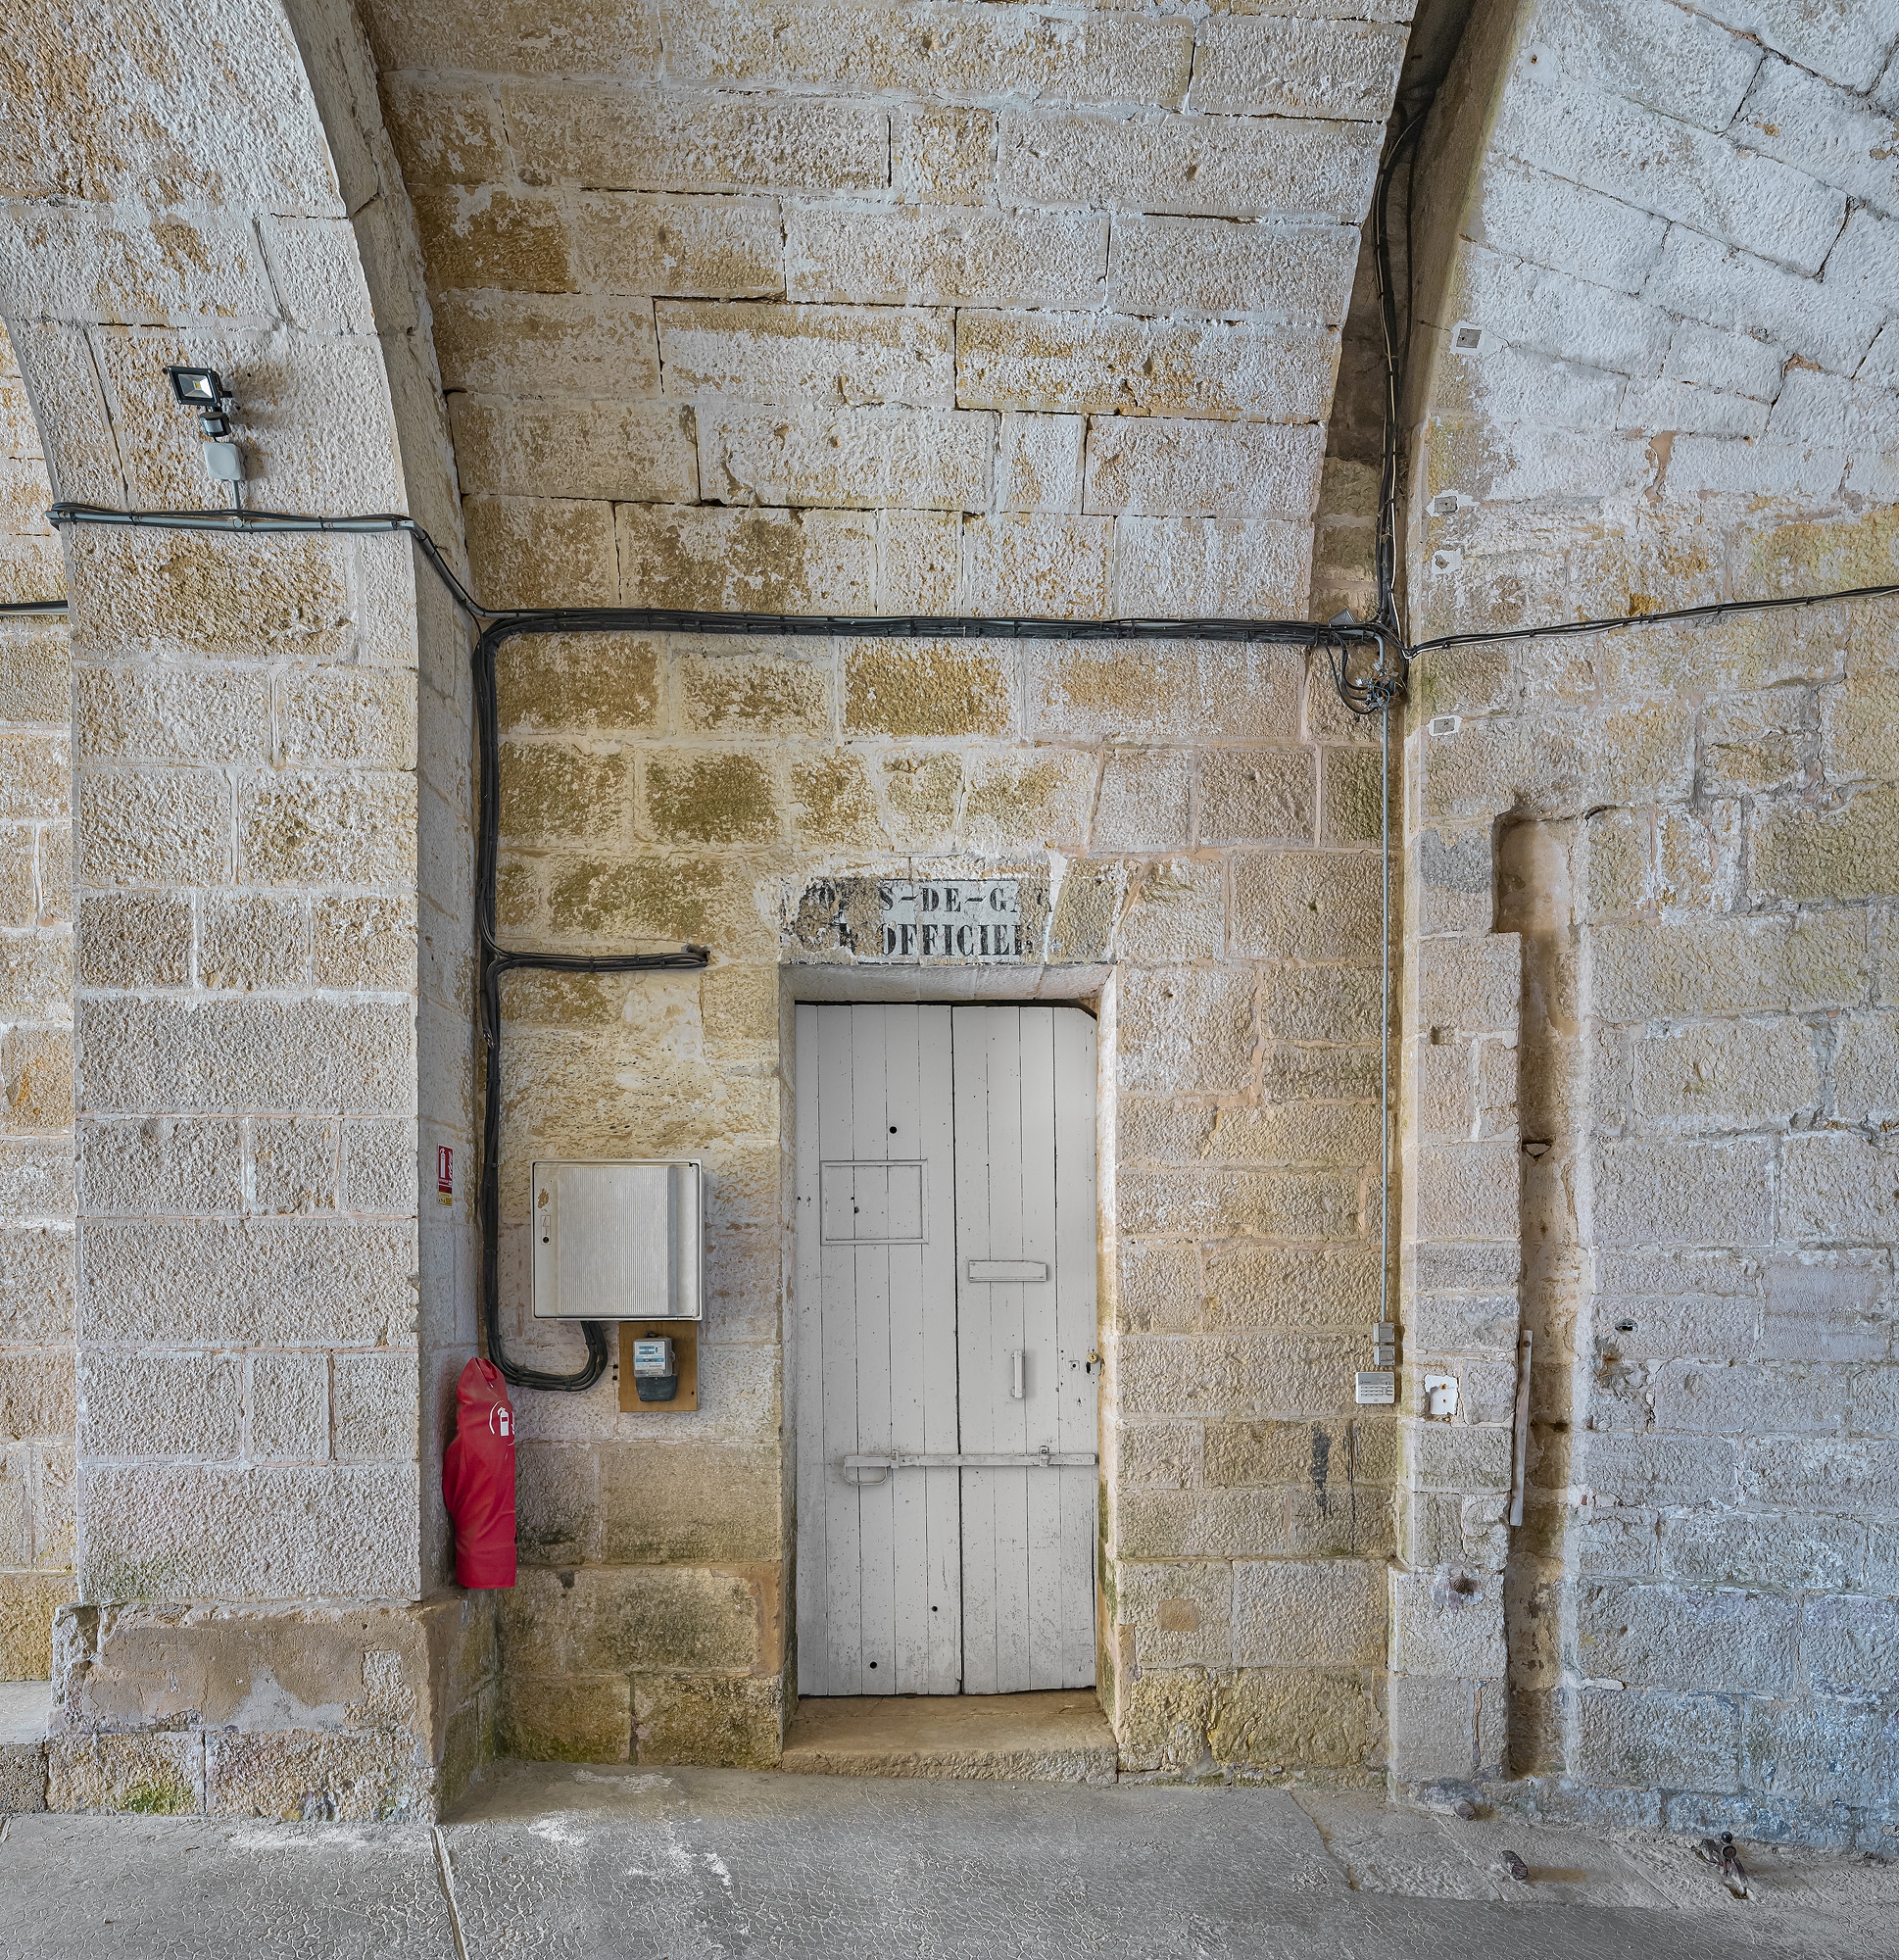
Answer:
[794,1003,1098,1696]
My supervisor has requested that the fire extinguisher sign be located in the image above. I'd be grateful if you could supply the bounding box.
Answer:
[437,1145,454,1206]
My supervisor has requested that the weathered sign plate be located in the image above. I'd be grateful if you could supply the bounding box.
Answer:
[868,879,1022,961]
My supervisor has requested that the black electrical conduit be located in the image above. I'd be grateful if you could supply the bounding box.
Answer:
[31,500,1899,1399]
[28,95,1899,1387]
[35,500,1397,1392]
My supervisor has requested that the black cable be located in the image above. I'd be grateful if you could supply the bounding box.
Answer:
[43,498,1379,652]
[46,502,492,619]
[472,616,710,1391]
[38,453,1899,1386]
[1407,580,1899,657]
[1372,111,1429,655]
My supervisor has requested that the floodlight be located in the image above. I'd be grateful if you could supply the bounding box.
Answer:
[168,367,225,408]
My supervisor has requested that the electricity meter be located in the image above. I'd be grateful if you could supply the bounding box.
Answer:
[631,1336,678,1402]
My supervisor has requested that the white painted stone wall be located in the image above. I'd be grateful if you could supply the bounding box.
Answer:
[1400,0,1899,1849]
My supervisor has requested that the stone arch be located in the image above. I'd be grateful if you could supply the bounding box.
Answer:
[1394,0,1899,1843]
[352,0,1422,1778]
[0,0,484,1813]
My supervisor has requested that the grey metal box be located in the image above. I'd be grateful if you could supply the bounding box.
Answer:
[530,1159,703,1321]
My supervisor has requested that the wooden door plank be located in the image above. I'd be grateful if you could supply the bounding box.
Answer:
[796,1003,964,1700]
[793,1004,829,1695]
[848,1005,899,1694]
[950,1004,1098,1695]
[914,1004,963,1694]
[1017,1009,1064,1689]
[1052,1009,1101,1686]
[817,1008,869,1695]
[951,1005,999,1693]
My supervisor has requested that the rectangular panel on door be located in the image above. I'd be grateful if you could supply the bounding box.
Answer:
[795,1002,1098,1697]
[952,1005,1098,1692]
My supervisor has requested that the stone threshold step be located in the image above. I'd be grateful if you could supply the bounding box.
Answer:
[781,1690,1117,1785]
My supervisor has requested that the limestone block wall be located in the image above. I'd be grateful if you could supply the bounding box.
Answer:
[360,0,1408,622]
[351,0,1418,1772]
[477,628,1398,1774]
[1399,0,1899,1846]
[0,323,73,1681]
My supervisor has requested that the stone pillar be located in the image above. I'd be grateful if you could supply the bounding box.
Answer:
[1389,743,1524,1790]
[0,322,73,1684]
[1,0,483,1817]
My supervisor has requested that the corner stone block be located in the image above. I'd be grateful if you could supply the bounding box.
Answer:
[634,1673,782,1768]
[499,1673,632,1764]
[1206,1668,1371,1769]
[1417,935,1519,1037]
[1117,1666,1213,1775]
[1388,1569,1506,1681]
[1402,1420,1515,1496]
[1385,1672,1477,1785]
[1412,1142,1520,1244]
[1231,1559,1384,1668]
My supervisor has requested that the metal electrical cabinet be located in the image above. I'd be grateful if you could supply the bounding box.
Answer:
[529,1159,704,1321]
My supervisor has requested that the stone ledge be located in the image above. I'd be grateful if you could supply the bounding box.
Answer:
[782,1690,1117,1784]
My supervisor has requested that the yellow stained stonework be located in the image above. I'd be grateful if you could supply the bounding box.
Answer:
[0,0,1893,1850]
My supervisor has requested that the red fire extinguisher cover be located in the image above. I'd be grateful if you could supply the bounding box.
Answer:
[443,1356,516,1589]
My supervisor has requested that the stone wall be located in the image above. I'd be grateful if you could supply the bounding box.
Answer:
[358,0,1414,1770]
[0,323,73,1681]
[3,0,1892,1838]
[1396,0,1899,1849]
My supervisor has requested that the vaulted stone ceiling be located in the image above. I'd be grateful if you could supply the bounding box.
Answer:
[358,0,1411,618]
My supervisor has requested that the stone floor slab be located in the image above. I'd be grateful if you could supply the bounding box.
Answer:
[0,1814,458,1960]
[0,1762,1877,1959]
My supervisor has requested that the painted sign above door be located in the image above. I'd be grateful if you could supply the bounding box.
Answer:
[873,879,1022,962]
[789,871,1058,963]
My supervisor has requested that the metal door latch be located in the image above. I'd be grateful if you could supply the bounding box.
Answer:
[843,1447,1098,1485]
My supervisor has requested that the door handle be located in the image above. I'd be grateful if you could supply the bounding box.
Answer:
[1010,1349,1025,1399]
[967,1259,1048,1282]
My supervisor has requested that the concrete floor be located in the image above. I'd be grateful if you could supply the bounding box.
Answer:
[3,1760,1894,1959]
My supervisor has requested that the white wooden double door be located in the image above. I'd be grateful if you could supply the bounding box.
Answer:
[795,1004,1098,1696]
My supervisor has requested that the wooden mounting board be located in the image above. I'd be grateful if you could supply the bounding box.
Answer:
[618,1320,700,1413]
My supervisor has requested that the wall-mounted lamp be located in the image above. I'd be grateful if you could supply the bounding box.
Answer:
[166,365,246,506]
